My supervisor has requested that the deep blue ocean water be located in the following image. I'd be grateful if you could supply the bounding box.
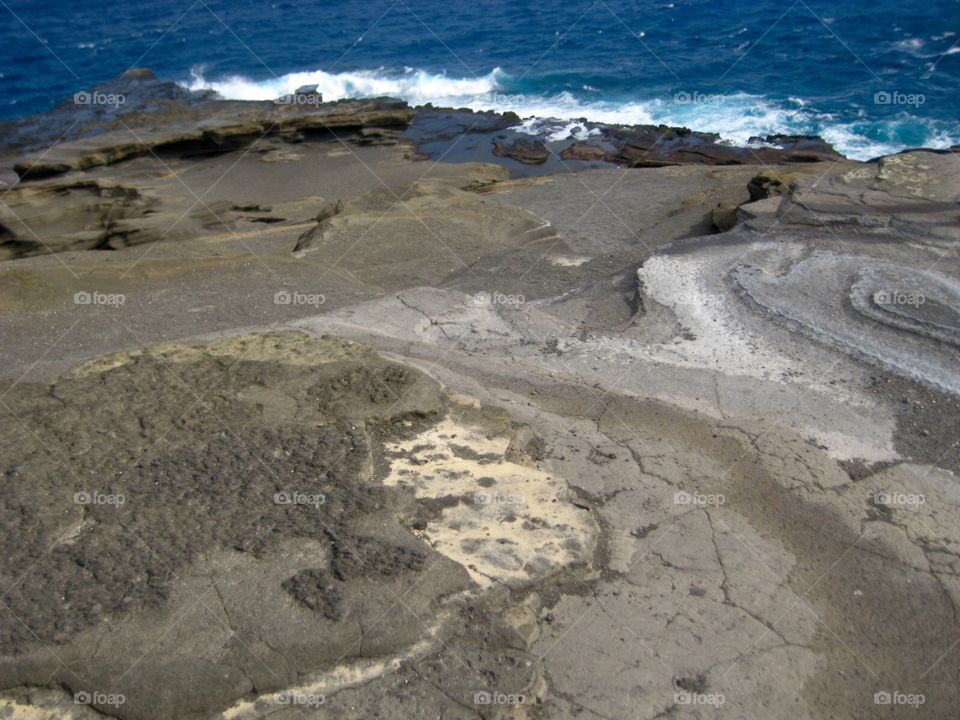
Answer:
[2,0,958,159]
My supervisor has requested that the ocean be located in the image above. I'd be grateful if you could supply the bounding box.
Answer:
[2,0,958,160]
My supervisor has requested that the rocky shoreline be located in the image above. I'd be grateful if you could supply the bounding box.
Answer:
[1,72,959,719]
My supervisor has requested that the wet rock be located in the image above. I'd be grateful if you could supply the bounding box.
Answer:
[406,106,521,143]
[493,137,550,164]
[560,141,609,162]
[605,125,841,167]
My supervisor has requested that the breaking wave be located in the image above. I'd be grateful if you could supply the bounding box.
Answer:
[185,66,960,161]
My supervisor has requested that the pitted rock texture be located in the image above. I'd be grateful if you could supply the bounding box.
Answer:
[0,332,472,720]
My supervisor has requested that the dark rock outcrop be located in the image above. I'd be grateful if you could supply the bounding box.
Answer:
[711,202,740,232]
[2,71,416,181]
[0,332,469,720]
[607,127,840,167]
[405,105,522,144]
[10,97,415,180]
[492,137,550,164]
[560,141,609,162]
[0,180,162,258]
[0,68,217,159]
[402,107,842,175]
[294,200,345,253]
[746,169,801,201]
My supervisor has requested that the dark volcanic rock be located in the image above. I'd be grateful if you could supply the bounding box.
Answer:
[493,136,550,164]
[282,568,345,619]
[354,126,404,145]
[325,527,428,580]
[1,71,416,180]
[560,141,610,162]
[406,105,522,144]
[0,332,469,720]
[294,199,345,253]
[404,107,843,176]
[746,169,800,201]
[607,125,841,167]
[711,202,740,232]
[0,68,217,159]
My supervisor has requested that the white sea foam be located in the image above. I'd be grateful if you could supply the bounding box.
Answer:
[184,66,960,161]
[186,66,504,105]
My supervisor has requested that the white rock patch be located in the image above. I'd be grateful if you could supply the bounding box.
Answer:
[384,412,596,588]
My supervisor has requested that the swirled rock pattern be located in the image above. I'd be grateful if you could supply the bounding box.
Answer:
[1,84,959,720]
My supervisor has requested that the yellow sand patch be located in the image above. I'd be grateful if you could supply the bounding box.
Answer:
[384,410,597,588]
[0,700,83,719]
[69,331,367,376]
[549,255,592,267]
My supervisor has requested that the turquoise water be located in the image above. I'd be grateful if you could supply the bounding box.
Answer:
[2,0,958,159]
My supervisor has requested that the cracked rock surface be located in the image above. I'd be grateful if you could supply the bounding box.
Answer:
[0,96,958,719]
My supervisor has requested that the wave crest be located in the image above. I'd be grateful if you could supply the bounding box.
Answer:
[184,66,960,161]
[186,66,503,105]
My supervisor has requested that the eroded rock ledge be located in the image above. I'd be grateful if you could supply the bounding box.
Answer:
[0,331,597,719]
